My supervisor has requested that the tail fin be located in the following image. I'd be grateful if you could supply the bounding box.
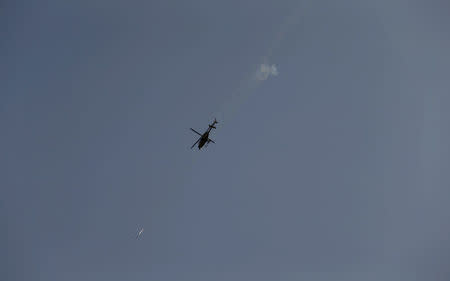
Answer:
[209,118,218,129]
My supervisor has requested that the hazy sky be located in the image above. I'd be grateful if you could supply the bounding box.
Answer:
[2,0,449,280]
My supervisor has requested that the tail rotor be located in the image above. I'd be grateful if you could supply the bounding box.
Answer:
[209,118,218,129]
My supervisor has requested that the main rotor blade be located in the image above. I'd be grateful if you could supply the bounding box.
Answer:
[190,128,202,136]
[191,138,200,149]
[208,138,215,144]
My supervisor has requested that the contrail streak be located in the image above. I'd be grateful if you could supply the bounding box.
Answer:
[214,3,304,124]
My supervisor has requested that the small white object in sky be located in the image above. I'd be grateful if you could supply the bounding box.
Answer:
[256,63,278,81]
[136,228,144,239]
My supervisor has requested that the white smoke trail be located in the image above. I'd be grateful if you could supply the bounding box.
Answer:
[256,63,279,81]
[213,3,303,124]
[215,63,278,123]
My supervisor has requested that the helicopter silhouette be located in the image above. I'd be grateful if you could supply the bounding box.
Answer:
[190,118,218,150]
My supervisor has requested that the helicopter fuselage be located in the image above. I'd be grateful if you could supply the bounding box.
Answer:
[198,132,210,149]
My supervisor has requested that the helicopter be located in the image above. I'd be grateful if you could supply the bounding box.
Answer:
[190,118,218,150]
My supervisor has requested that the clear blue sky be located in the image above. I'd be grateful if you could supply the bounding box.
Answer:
[2,0,449,280]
